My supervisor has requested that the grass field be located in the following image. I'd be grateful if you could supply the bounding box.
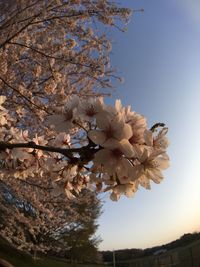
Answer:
[0,238,105,267]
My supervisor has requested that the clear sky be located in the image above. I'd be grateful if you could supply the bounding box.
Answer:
[97,0,200,251]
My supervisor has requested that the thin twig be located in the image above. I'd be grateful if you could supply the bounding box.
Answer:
[0,76,50,114]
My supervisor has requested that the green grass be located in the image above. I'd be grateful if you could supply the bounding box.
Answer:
[0,238,105,267]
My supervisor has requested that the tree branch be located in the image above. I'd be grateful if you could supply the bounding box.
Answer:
[0,76,50,114]
[8,41,95,69]
[0,141,75,158]
[0,140,98,163]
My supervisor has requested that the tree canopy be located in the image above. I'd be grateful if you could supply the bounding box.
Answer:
[0,0,169,254]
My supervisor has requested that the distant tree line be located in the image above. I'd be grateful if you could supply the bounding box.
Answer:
[101,232,200,262]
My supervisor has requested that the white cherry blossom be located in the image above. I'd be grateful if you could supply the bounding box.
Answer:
[144,128,169,151]
[0,94,170,203]
[88,113,133,152]
[78,97,105,121]
[93,146,135,179]
[134,149,169,187]
[53,132,71,147]
[47,96,79,133]
[110,183,138,201]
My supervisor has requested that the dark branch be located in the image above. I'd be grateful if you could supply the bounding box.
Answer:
[0,141,76,158]
[8,41,96,69]
[0,76,50,114]
[150,123,165,132]
[0,140,98,164]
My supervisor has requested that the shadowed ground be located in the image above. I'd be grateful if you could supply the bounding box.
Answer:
[0,238,105,267]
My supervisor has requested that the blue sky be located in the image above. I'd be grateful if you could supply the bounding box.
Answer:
[97,0,200,250]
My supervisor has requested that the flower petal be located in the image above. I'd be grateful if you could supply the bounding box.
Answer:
[95,112,111,129]
[88,130,106,145]
[114,123,133,140]
[119,139,134,158]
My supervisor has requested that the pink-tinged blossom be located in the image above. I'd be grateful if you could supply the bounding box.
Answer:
[52,180,76,199]
[126,111,147,146]
[47,96,79,132]
[110,183,138,201]
[10,130,33,161]
[33,134,48,158]
[93,146,136,179]
[0,94,170,202]
[53,132,71,147]
[144,128,169,151]
[78,97,105,121]
[134,149,170,188]
[88,113,133,154]
[102,99,123,117]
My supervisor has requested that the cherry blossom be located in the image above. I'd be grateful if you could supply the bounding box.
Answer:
[144,127,169,151]
[110,183,138,201]
[0,94,170,203]
[47,96,79,133]
[78,97,105,121]
[88,112,133,152]
[0,0,168,253]
[134,149,170,189]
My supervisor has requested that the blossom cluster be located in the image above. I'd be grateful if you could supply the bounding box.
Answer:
[0,95,169,201]
[0,0,130,134]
